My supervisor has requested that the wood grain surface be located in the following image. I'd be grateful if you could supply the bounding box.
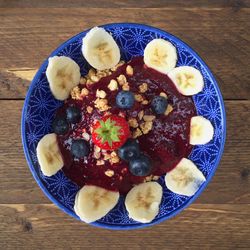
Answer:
[0,1,249,249]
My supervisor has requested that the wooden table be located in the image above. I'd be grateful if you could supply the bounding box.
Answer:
[0,1,249,249]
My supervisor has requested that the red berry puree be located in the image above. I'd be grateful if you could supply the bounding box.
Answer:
[56,56,196,194]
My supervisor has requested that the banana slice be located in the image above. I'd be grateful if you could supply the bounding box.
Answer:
[125,182,162,223]
[168,66,204,96]
[82,27,120,70]
[165,158,206,197]
[36,133,64,177]
[46,56,80,100]
[190,116,214,145]
[74,185,119,223]
[144,39,177,74]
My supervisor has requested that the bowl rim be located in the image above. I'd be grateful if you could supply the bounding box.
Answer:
[21,22,226,230]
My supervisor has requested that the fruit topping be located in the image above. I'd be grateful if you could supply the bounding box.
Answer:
[66,106,81,123]
[144,39,177,74]
[116,91,135,109]
[46,56,80,100]
[165,158,206,196]
[36,133,64,177]
[129,154,152,177]
[190,116,214,145]
[151,95,168,115]
[167,66,204,96]
[81,27,121,70]
[52,115,69,135]
[125,182,163,223]
[118,139,140,161]
[92,115,130,150]
[71,139,90,158]
[74,185,119,223]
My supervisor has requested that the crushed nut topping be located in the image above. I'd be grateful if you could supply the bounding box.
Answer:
[141,100,149,105]
[82,132,90,141]
[144,175,154,182]
[128,118,139,128]
[121,168,127,174]
[117,74,127,86]
[87,69,96,78]
[94,98,110,112]
[110,153,120,164]
[153,176,160,181]
[165,105,173,116]
[80,77,86,85]
[94,145,101,153]
[90,75,100,82]
[90,126,93,133]
[118,111,126,118]
[134,94,144,102]
[160,92,167,98]
[93,151,101,159]
[96,70,109,78]
[109,156,120,165]
[105,169,115,177]
[96,89,107,98]
[139,83,148,93]
[71,86,81,100]
[138,110,144,120]
[96,160,105,166]
[111,61,125,71]
[132,128,142,138]
[143,115,156,122]
[108,79,118,91]
[81,88,89,97]
[86,106,93,114]
[144,175,159,182]
[140,121,153,134]
[103,154,111,161]
[126,65,134,76]
[122,83,130,91]
[86,79,94,86]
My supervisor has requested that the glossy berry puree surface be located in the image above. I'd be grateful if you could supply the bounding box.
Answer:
[56,56,197,194]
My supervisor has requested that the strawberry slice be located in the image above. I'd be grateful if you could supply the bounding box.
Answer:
[92,115,130,150]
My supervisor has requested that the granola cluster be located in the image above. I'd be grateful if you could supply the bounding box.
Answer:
[93,144,120,168]
[71,67,112,100]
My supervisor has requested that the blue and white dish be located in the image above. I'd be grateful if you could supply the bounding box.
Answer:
[21,23,226,230]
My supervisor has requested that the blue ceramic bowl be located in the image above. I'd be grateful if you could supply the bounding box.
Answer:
[21,23,226,230]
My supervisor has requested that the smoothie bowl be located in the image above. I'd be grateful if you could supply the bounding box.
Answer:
[21,23,226,229]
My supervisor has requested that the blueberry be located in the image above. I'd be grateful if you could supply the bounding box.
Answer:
[116,91,135,109]
[129,154,152,176]
[71,139,90,158]
[118,139,140,161]
[52,116,69,135]
[151,96,168,114]
[66,106,81,124]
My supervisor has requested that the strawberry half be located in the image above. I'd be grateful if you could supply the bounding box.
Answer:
[92,115,130,150]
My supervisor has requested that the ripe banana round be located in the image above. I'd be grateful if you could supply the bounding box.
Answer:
[74,185,119,223]
[36,133,64,177]
[125,182,162,223]
[165,158,206,197]
[46,56,81,100]
[144,39,177,74]
[190,116,214,145]
[82,27,121,70]
[168,66,204,96]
